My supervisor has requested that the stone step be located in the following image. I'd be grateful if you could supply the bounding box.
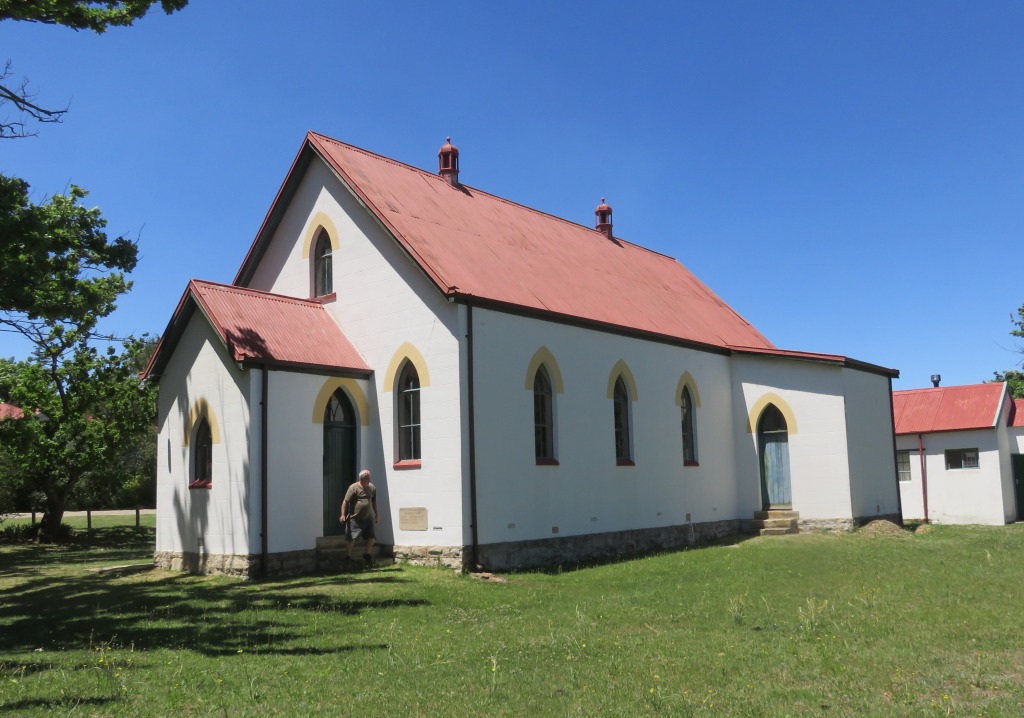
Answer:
[759,527,798,536]
[748,518,799,530]
[753,509,799,520]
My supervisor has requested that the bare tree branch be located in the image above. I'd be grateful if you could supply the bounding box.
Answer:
[0,60,67,139]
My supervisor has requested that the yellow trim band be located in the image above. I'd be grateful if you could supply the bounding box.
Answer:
[524,346,565,393]
[745,393,798,434]
[311,378,370,426]
[300,211,340,259]
[674,371,702,408]
[606,359,638,401]
[183,398,221,446]
[383,342,431,392]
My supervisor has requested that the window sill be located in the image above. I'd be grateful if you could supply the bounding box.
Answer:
[188,481,212,490]
[683,459,699,467]
[315,292,337,304]
[535,457,560,466]
[393,459,422,470]
[616,459,635,467]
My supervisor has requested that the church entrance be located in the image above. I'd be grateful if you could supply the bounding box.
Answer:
[323,389,357,536]
[758,404,792,509]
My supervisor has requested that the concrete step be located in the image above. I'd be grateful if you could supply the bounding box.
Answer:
[749,518,799,530]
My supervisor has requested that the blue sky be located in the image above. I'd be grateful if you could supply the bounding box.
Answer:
[1,1,1021,389]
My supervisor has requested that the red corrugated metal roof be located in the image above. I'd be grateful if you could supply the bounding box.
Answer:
[144,280,369,378]
[892,383,1006,435]
[1012,398,1024,427]
[0,402,25,420]
[302,132,775,351]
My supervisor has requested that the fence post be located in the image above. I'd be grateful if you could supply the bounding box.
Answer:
[135,507,141,530]
[31,510,36,526]
[87,509,92,536]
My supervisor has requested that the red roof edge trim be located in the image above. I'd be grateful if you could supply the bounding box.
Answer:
[305,134,455,298]
[238,357,374,378]
[728,344,899,378]
[142,279,203,380]
[453,293,733,357]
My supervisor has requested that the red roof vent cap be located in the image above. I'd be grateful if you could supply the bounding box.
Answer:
[595,197,613,239]
[438,136,460,185]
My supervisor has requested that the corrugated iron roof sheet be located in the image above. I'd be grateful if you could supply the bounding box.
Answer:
[0,402,25,420]
[1012,398,1024,428]
[145,280,369,378]
[892,383,1006,435]
[304,133,775,351]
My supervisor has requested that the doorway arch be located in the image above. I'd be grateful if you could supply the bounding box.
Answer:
[323,389,357,536]
[758,404,792,509]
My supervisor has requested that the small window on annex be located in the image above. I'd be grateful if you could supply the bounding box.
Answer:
[680,386,697,465]
[945,448,979,470]
[533,366,555,462]
[896,450,911,482]
[313,229,333,297]
[613,376,632,463]
[397,362,421,462]
[190,418,213,489]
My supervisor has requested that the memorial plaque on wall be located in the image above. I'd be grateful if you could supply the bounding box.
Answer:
[399,507,428,531]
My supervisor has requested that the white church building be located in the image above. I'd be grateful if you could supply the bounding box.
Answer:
[144,132,901,576]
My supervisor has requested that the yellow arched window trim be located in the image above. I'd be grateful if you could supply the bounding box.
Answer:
[524,346,565,393]
[745,393,798,434]
[183,398,221,446]
[311,378,370,425]
[300,211,340,259]
[606,359,638,401]
[383,342,431,392]
[674,371,702,408]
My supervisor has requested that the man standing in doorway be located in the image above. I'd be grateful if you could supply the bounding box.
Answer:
[341,469,379,565]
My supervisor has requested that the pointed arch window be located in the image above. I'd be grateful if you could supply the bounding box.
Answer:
[397,362,421,462]
[190,418,213,489]
[613,376,633,465]
[533,365,556,463]
[313,229,333,298]
[681,386,698,466]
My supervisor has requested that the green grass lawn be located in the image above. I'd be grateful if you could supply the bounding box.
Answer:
[1,520,1022,717]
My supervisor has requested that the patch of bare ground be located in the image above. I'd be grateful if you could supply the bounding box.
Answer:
[857,519,912,537]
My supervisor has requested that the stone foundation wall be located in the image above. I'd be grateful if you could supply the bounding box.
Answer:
[475,519,740,571]
[392,545,465,570]
[154,549,316,578]
[798,513,903,533]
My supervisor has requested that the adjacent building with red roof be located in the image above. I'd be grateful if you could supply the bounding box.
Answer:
[893,382,1023,524]
[146,132,902,576]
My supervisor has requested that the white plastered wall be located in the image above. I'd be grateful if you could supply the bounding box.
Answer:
[155,314,254,558]
[470,308,738,544]
[730,357,853,520]
[841,368,900,518]
[244,158,465,549]
[896,428,1005,524]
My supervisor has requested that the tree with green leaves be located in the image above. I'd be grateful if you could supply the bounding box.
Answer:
[990,305,1024,399]
[0,336,156,540]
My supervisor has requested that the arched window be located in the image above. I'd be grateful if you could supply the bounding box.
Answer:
[397,362,421,462]
[613,376,632,463]
[190,418,213,489]
[313,229,333,297]
[533,365,555,462]
[681,386,697,465]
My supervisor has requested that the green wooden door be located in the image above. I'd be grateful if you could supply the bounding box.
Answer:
[758,405,792,509]
[1013,455,1024,522]
[323,390,357,536]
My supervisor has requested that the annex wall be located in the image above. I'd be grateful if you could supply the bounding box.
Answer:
[896,429,1005,524]
[246,158,466,550]
[730,357,853,520]
[469,307,738,546]
[155,315,253,561]
[841,368,900,519]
